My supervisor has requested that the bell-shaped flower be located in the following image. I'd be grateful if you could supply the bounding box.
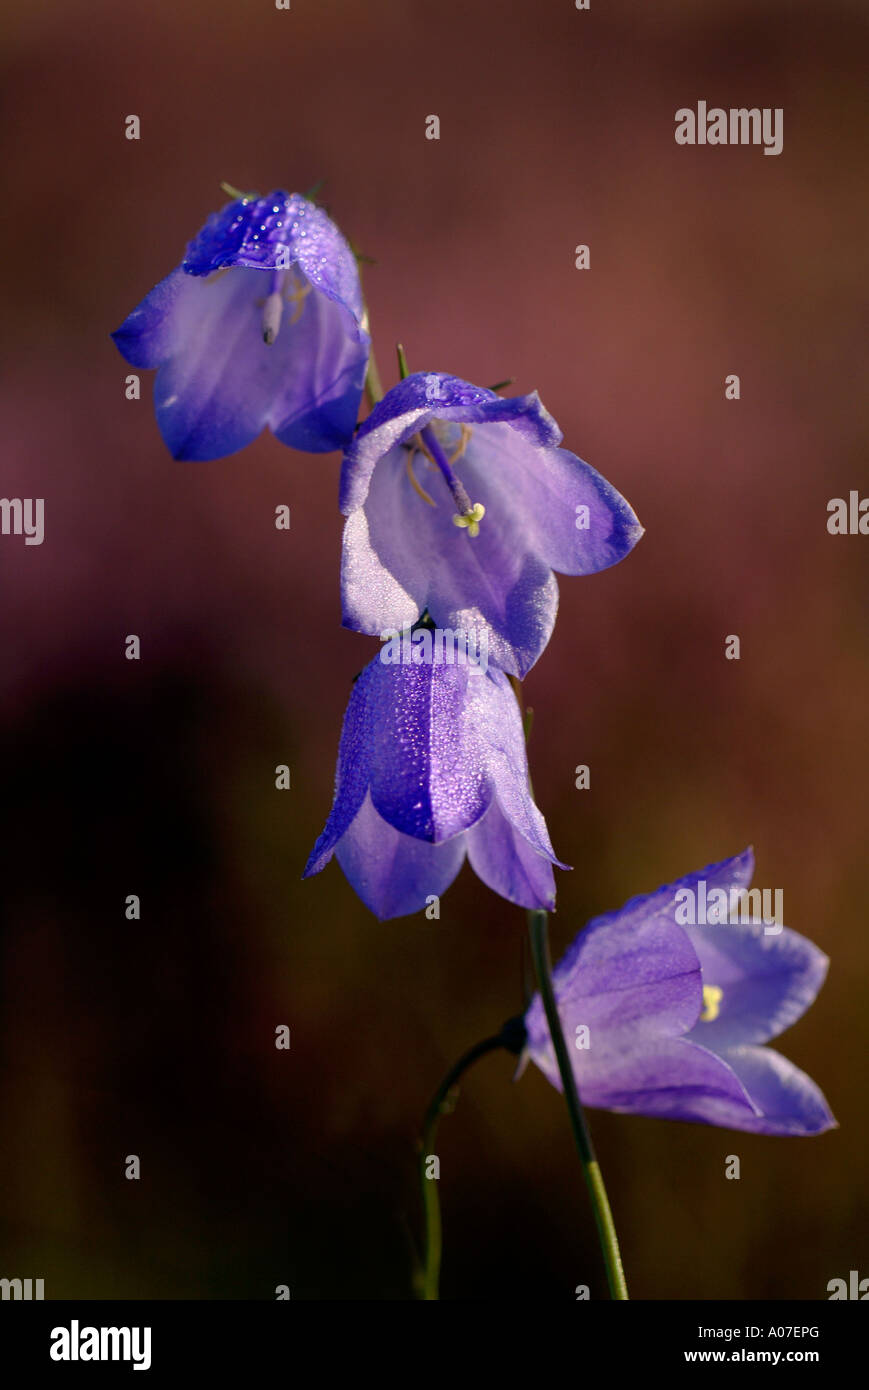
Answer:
[303,633,568,919]
[339,372,643,677]
[522,850,835,1135]
[112,190,370,460]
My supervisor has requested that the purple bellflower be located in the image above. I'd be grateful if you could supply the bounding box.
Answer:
[522,850,835,1135]
[112,191,370,460]
[339,372,643,677]
[303,638,568,919]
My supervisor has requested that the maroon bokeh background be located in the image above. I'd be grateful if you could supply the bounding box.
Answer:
[1,0,867,1298]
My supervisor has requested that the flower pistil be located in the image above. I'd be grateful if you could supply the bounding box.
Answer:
[414,424,486,537]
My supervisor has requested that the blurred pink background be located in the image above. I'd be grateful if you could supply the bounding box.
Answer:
[1,0,867,1297]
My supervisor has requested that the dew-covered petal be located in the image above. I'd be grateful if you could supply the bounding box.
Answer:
[302,663,375,878]
[334,792,467,920]
[340,505,422,635]
[366,658,492,843]
[182,191,367,332]
[469,667,568,865]
[112,191,368,459]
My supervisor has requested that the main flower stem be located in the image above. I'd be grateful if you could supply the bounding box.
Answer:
[527,909,629,1300]
[418,1032,508,1300]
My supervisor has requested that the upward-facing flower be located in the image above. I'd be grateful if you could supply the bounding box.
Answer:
[112,190,370,460]
[522,850,835,1135]
[303,637,568,919]
[339,372,643,677]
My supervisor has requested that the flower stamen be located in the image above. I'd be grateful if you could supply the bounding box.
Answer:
[699,985,723,1022]
[448,424,472,464]
[419,425,485,538]
[285,272,312,325]
[406,451,437,507]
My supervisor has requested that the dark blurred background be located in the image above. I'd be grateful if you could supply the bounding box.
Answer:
[1,0,867,1300]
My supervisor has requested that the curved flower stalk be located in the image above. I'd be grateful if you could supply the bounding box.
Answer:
[340,372,643,677]
[303,636,568,919]
[521,850,835,1135]
[112,190,370,460]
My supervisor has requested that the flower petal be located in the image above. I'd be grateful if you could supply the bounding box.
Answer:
[464,422,643,575]
[335,793,467,920]
[709,1044,836,1135]
[686,919,830,1049]
[465,796,558,910]
[526,1035,757,1122]
[366,657,492,843]
[302,664,375,878]
[271,282,369,453]
[525,860,752,1058]
[524,896,703,1067]
[525,855,756,1057]
[340,506,422,635]
[470,667,568,866]
[112,266,189,369]
[182,192,366,333]
[151,267,281,459]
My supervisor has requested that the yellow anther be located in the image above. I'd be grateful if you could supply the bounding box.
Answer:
[452,502,486,538]
[406,452,436,507]
[700,985,723,1022]
[285,273,312,324]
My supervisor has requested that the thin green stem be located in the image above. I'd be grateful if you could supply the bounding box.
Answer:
[527,909,629,1300]
[365,348,383,408]
[418,1032,509,1300]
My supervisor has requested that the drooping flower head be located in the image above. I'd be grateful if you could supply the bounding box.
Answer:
[522,850,835,1135]
[340,372,643,677]
[112,190,370,459]
[303,634,568,919]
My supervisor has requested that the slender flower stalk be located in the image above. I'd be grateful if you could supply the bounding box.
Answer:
[417,1016,526,1300]
[417,1033,507,1300]
[527,908,629,1300]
